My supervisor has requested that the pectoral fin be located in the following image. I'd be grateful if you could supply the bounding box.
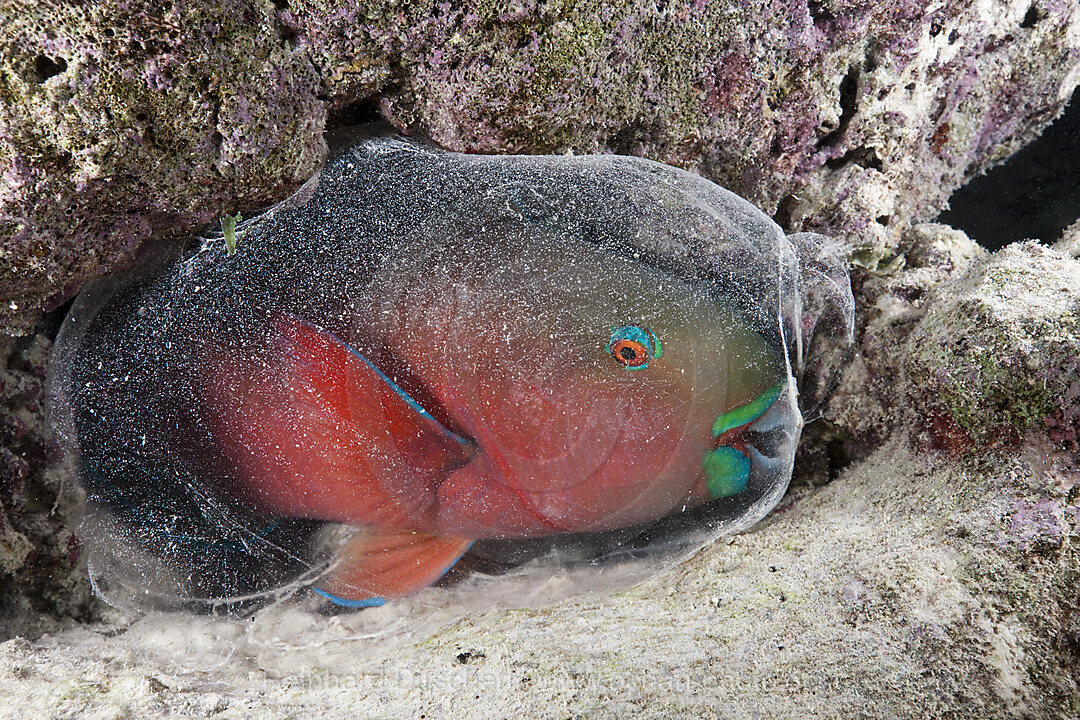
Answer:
[316,528,473,607]
[202,313,474,527]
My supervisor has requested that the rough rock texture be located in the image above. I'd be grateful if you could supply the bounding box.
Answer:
[906,243,1080,449]
[1,0,1079,333]
[0,292,1077,717]
[0,332,95,634]
[827,229,1080,454]
[1,0,1080,717]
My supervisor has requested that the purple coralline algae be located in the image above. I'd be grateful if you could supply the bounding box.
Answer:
[0,1,1079,715]
[0,0,1078,333]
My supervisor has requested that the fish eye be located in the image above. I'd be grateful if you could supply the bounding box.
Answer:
[606,325,662,370]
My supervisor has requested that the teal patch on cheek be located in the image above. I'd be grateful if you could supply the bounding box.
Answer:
[703,446,751,498]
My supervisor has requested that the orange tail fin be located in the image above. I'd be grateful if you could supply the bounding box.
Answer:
[316,528,473,607]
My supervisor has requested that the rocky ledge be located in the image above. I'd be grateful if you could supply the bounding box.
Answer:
[0,0,1078,717]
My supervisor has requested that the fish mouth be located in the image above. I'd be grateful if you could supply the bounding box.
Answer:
[703,384,787,500]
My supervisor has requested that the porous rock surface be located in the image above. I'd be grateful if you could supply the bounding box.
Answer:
[1,0,1079,333]
[0,333,95,632]
[2,231,1079,716]
[1,0,1079,717]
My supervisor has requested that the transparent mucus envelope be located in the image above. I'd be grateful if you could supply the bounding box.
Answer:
[50,134,853,621]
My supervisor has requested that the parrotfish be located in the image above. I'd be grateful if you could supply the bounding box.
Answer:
[51,134,842,612]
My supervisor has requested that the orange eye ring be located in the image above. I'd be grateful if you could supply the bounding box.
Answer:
[607,325,661,370]
[610,339,650,368]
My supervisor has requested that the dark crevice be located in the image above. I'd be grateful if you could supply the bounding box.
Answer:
[825,146,883,171]
[210,131,224,158]
[818,67,859,149]
[825,439,853,482]
[326,96,384,131]
[1020,4,1041,28]
[33,54,67,82]
[38,299,74,342]
[609,124,650,155]
[774,194,797,230]
[769,133,784,156]
[272,0,297,47]
[863,41,881,73]
[208,97,222,164]
[275,23,297,47]
[938,96,1080,250]
[807,0,834,27]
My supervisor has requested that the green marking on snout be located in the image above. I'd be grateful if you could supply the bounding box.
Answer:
[711,383,783,437]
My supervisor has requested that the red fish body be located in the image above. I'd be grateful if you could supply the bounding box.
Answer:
[204,232,786,605]
[53,136,832,611]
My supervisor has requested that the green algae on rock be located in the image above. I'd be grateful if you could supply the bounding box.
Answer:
[905,243,1080,450]
[1,0,1078,333]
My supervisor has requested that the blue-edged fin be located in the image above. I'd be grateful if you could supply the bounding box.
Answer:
[316,528,473,607]
[205,313,475,527]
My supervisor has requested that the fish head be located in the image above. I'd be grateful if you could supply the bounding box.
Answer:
[367,228,787,535]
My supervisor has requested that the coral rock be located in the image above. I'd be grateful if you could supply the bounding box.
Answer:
[906,242,1080,450]
[1,0,1078,332]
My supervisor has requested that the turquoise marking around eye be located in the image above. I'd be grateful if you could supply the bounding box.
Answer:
[712,383,783,437]
[703,446,751,498]
[606,325,661,369]
[649,328,663,359]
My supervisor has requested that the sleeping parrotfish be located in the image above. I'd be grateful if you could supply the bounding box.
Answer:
[201,232,786,605]
[51,134,826,611]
